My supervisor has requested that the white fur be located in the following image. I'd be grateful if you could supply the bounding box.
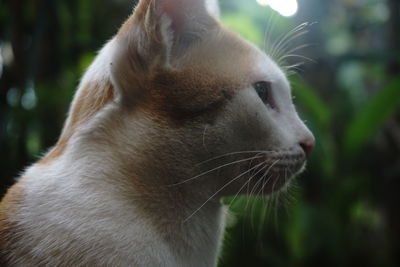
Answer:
[8,100,227,266]
[2,0,315,266]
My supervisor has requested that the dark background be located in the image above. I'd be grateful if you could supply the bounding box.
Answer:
[1,0,399,266]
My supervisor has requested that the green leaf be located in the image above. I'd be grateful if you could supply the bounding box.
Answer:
[344,78,400,157]
[221,13,263,46]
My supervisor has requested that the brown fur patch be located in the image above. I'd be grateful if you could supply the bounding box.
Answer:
[0,180,25,265]
[39,81,114,165]
[137,27,258,124]
[143,67,236,123]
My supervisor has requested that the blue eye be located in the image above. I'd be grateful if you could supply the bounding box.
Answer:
[253,81,276,109]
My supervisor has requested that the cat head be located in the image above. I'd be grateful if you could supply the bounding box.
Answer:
[52,0,314,197]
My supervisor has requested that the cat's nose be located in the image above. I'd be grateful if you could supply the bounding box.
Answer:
[299,136,315,157]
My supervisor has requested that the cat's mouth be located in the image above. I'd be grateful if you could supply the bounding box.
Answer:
[243,152,306,194]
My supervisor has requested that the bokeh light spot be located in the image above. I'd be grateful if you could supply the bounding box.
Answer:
[256,0,298,17]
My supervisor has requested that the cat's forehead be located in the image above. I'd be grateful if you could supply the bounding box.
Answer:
[183,26,289,90]
[142,26,291,123]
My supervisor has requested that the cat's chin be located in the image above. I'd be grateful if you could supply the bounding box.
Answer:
[244,151,306,195]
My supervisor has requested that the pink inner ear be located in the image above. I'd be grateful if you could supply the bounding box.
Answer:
[160,0,186,32]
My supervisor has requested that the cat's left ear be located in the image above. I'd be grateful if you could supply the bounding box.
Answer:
[110,0,218,104]
[206,0,220,18]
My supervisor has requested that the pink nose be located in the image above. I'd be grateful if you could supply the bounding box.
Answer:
[299,138,315,157]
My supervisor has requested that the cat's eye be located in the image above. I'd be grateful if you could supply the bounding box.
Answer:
[253,81,276,109]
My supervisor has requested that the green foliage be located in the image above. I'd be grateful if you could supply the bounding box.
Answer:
[344,78,400,157]
[222,13,263,45]
[291,77,332,130]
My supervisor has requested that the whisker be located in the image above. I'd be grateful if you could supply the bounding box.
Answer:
[285,70,299,76]
[245,159,280,214]
[256,159,281,196]
[263,11,279,53]
[271,175,281,229]
[274,22,308,52]
[227,162,269,207]
[249,179,264,230]
[202,125,208,152]
[254,159,281,232]
[277,44,313,66]
[270,22,309,55]
[244,159,280,215]
[170,155,263,186]
[283,64,306,76]
[279,43,314,59]
[283,62,305,71]
[182,162,264,223]
[196,150,273,166]
[258,173,274,235]
[278,54,316,64]
[272,29,309,60]
[246,163,280,229]
[270,22,310,58]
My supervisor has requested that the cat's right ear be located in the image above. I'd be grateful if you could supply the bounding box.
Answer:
[110,0,216,105]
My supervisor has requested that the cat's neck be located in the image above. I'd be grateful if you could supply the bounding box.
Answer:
[43,115,228,266]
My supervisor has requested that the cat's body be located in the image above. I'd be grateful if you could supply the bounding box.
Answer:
[0,0,314,266]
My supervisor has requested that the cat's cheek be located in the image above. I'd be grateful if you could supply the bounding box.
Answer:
[225,90,279,147]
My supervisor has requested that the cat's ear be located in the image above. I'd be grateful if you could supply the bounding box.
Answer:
[110,0,216,103]
[206,0,220,18]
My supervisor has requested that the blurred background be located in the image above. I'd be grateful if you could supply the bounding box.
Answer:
[0,0,399,266]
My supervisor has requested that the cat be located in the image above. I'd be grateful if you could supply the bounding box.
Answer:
[0,0,314,266]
